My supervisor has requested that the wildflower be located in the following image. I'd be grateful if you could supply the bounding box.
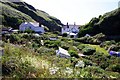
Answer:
[49,67,59,75]
[75,60,85,68]
[65,67,73,75]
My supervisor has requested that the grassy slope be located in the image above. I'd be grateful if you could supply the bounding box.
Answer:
[2,42,119,78]
[1,1,63,31]
[78,8,120,37]
[1,2,34,21]
[89,44,109,55]
[79,43,109,55]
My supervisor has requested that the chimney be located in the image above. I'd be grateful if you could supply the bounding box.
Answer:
[39,22,41,27]
[67,22,69,28]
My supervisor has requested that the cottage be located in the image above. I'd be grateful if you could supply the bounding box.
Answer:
[19,22,45,33]
[62,22,80,38]
[56,47,70,58]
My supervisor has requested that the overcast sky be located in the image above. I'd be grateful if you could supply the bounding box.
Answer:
[23,0,119,25]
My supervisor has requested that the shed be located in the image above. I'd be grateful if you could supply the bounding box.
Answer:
[109,51,120,57]
[56,47,70,58]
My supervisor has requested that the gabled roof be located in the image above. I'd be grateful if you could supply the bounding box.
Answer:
[57,47,70,56]
[22,22,40,27]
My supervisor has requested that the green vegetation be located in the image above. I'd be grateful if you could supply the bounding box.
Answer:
[62,33,68,37]
[82,46,96,55]
[1,0,120,79]
[2,32,120,78]
[1,0,63,31]
[78,8,120,38]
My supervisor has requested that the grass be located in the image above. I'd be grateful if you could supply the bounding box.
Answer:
[78,43,109,55]
[88,44,109,55]
[2,35,120,78]
[1,2,34,22]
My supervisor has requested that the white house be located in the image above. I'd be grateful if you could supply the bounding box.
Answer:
[62,22,80,38]
[19,22,45,33]
[56,47,70,58]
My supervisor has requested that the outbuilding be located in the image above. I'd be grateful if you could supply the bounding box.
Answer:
[56,47,70,58]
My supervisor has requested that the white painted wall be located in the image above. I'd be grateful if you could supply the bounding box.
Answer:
[62,25,79,34]
[19,22,45,33]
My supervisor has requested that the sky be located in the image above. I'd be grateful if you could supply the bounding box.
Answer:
[23,0,119,25]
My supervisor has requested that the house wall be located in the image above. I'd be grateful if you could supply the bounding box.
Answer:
[61,25,79,34]
[34,27,45,33]
[19,22,45,33]
[19,22,33,31]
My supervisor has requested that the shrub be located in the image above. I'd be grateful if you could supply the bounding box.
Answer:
[9,34,20,43]
[68,50,79,58]
[106,64,120,73]
[73,42,81,46]
[77,44,86,50]
[62,33,68,37]
[82,66,105,78]
[44,40,60,49]
[83,59,93,67]
[53,31,60,35]
[32,42,39,50]
[37,47,55,55]
[22,33,29,39]
[93,33,106,42]
[70,35,74,38]
[100,62,109,70]
[82,46,96,55]
[24,28,35,33]
[61,46,69,50]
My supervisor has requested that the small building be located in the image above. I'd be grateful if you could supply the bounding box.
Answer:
[85,34,91,37]
[62,22,80,38]
[109,51,120,57]
[1,27,11,34]
[49,37,58,41]
[56,47,70,58]
[19,22,45,33]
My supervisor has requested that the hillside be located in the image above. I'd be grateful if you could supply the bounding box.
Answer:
[1,0,63,31]
[78,8,120,37]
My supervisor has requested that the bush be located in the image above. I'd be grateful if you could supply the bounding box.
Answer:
[37,47,55,55]
[68,50,79,58]
[77,44,86,50]
[61,46,69,50]
[100,62,109,70]
[53,31,60,35]
[10,34,20,43]
[70,35,74,38]
[32,42,39,50]
[82,46,96,55]
[83,59,94,67]
[24,28,35,33]
[44,40,60,49]
[73,42,81,46]
[107,64,120,73]
[62,33,68,37]
[77,33,106,44]
[82,66,105,78]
